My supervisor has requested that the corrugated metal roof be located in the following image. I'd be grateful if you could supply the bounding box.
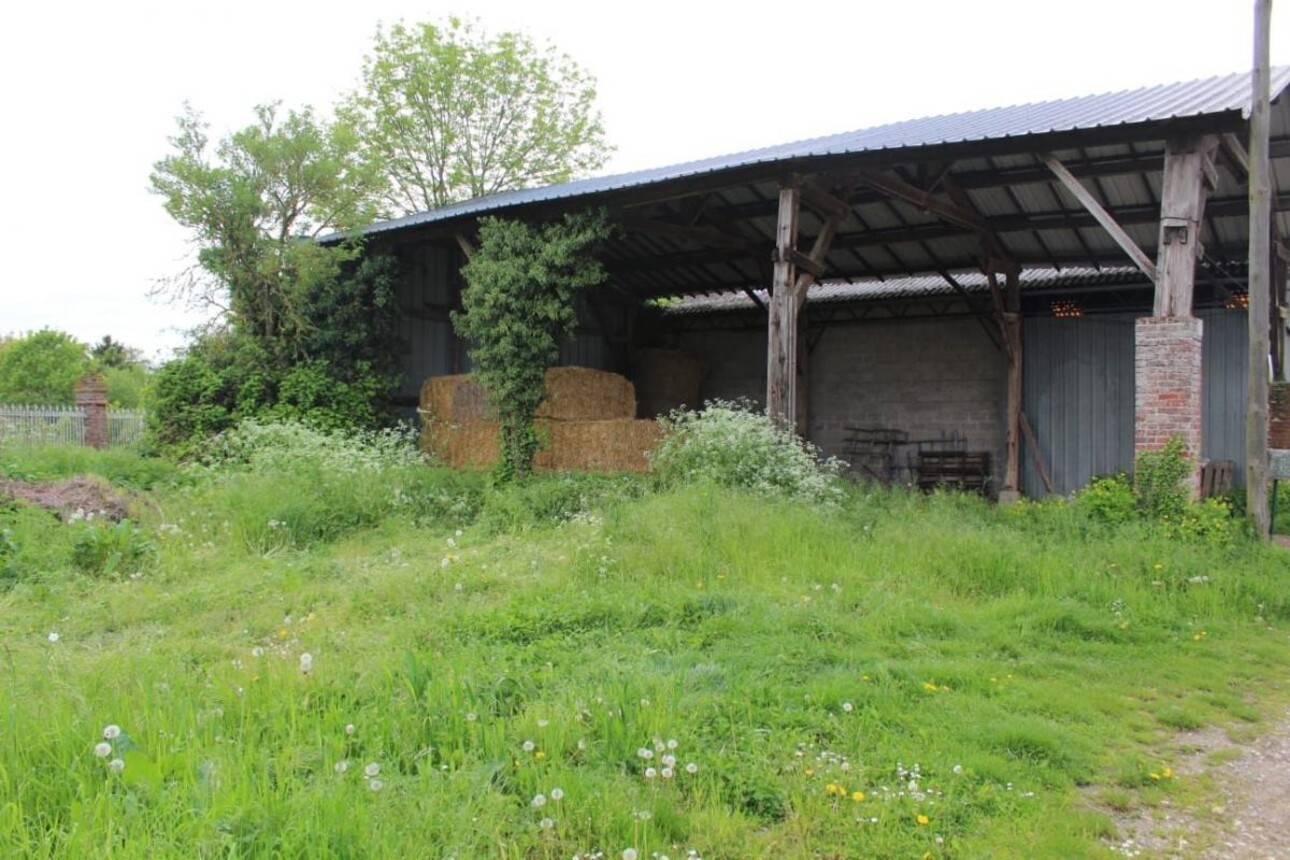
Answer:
[350,68,1290,239]
[668,267,1149,315]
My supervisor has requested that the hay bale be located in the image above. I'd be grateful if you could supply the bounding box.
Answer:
[536,419,662,473]
[634,349,704,418]
[420,419,500,470]
[536,367,636,421]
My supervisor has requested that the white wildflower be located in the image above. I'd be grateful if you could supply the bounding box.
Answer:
[102,725,121,740]
[47,632,60,643]
[335,760,349,774]
[299,653,313,675]
[364,762,380,778]
[539,817,554,830]
[685,762,698,774]
[842,702,854,713]
[93,742,112,758]
[108,758,125,773]
[623,849,638,860]
[368,778,383,791]
[522,740,536,752]
[345,723,356,735]
[644,767,657,779]
[531,793,547,808]
[662,767,674,779]
[550,787,564,801]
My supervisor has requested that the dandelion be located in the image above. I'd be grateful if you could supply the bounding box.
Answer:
[662,754,676,768]
[842,702,854,713]
[637,748,653,760]
[251,646,264,658]
[852,791,865,802]
[826,783,840,795]
[623,850,638,860]
[93,742,112,758]
[952,764,963,775]
[662,767,674,779]
[916,814,930,826]
[299,653,313,674]
[345,723,356,735]
[455,529,463,538]
[532,793,547,808]
[667,738,678,749]
[364,762,380,778]
[466,712,478,722]
[102,725,121,740]
[685,762,698,774]
[108,758,125,773]
[644,767,657,779]
[535,751,546,761]
[368,778,383,791]
[446,537,456,549]
[537,719,549,728]
[47,632,60,643]
[539,817,554,830]
[550,787,564,801]
[335,760,349,774]
[522,740,536,752]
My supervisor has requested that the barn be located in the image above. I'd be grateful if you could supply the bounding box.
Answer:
[345,69,1290,498]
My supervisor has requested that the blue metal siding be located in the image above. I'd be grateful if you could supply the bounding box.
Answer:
[1200,307,1249,478]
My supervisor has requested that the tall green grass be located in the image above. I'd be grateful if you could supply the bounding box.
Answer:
[1,438,1288,858]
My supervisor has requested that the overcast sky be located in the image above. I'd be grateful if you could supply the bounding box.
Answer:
[2,0,1287,360]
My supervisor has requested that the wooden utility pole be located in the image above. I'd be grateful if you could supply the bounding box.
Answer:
[1249,0,1273,537]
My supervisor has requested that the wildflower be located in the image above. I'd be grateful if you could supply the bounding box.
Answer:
[299,653,313,675]
[535,751,547,761]
[108,758,125,773]
[102,725,121,740]
[667,739,678,749]
[952,764,963,775]
[662,767,674,779]
[662,754,676,768]
[916,814,930,826]
[345,723,356,735]
[685,762,698,774]
[251,646,264,658]
[93,742,112,758]
[522,740,536,752]
[537,719,549,728]
[644,767,658,779]
[466,712,478,722]
[637,748,653,760]
[852,791,865,802]
[1162,766,1174,779]
[335,760,349,774]
[364,762,380,778]
[447,537,456,549]
[531,793,547,808]
[922,682,939,692]
[842,701,854,713]
[47,632,60,643]
[805,768,815,777]
[368,778,383,791]
[551,787,564,801]
[826,783,840,795]
[539,817,554,830]
[623,850,639,860]
[455,529,463,538]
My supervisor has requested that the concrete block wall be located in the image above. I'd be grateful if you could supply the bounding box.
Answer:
[675,317,1005,477]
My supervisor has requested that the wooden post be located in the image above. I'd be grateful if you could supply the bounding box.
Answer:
[766,178,801,427]
[1155,136,1219,317]
[1249,0,1273,537]
[1000,269,1023,502]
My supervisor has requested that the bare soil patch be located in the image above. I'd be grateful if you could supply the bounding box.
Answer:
[0,476,133,521]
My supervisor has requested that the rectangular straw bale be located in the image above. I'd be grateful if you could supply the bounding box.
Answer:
[419,375,470,424]
[536,367,636,421]
[420,419,500,469]
[534,419,662,473]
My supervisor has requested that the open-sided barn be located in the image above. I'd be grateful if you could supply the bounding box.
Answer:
[340,69,1290,498]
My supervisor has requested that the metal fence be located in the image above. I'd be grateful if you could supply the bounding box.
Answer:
[0,405,146,447]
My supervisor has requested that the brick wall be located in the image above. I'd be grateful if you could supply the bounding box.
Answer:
[1134,316,1203,472]
[1271,382,1290,449]
[675,317,1005,475]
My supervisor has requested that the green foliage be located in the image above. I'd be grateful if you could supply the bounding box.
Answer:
[89,336,143,370]
[651,399,845,505]
[0,444,174,490]
[0,329,88,404]
[345,16,610,214]
[454,211,612,478]
[69,519,154,578]
[1072,474,1137,526]
[151,103,381,348]
[1133,436,1191,520]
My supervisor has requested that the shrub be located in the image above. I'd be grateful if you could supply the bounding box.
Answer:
[651,400,844,505]
[1133,436,1191,520]
[1073,474,1137,526]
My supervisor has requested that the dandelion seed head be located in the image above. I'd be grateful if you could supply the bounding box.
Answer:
[93,742,112,758]
[537,719,549,728]
[539,817,554,829]
[299,653,313,674]
[666,738,678,749]
[522,740,536,752]
[531,793,547,808]
[550,787,564,801]
[345,723,356,735]
[842,702,854,713]
[364,762,380,777]
[47,632,59,643]
[637,747,652,759]
[685,762,698,774]
[368,778,383,791]
[662,767,674,779]
[108,758,125,773]
[662,754,676,767]
[644,767,657,779]
[102,725,121,740]
[466,712,478,722]
[251,646,264,657]
[623,850,638,860]
[335,760,349,773]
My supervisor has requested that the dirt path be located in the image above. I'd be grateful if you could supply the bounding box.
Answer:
[1105,714,1290,859]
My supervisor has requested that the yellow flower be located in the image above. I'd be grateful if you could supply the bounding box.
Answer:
[851,791,865,802]
[804,768,814,777]
[922,682,939,692]
[534,750,546,761]
[1149,772,1160,780]
[825,783,839,795]
[1162,766,1173,778]
[916,813,930,825]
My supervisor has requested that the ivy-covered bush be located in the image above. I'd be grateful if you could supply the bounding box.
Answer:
[651,400,845,506]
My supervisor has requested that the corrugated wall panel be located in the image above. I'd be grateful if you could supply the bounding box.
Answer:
[1200,307,1248,478]
[1022,314,1136,496]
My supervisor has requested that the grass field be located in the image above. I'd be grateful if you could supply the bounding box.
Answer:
[2,429,1289,859]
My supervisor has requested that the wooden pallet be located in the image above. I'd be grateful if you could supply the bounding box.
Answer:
[916,451,992,494]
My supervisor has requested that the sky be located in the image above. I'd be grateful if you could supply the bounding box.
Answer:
[2,0,1288,361]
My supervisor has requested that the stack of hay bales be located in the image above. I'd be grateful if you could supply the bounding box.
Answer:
[420,367,662,472]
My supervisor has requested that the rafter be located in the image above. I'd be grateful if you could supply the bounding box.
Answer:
[1041,153,1158,283]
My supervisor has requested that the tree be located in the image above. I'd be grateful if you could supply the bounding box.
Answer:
[90,336,143,370]
[150,102,383,351]
[345,17,611,215]
[453,210,611,477]
[0,330,88,405]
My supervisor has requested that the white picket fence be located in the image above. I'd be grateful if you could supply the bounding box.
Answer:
[0,405,146,447]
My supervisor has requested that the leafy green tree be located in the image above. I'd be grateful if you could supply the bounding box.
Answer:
[150,102,382,351]
[345,17,611,215]
[0,330,88,405]
[89,336,142,369]
[453,211,611,478]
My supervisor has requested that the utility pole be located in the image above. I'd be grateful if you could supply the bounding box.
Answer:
[1249,0,1273,538]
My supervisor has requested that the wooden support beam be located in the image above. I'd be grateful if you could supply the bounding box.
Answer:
[856,167,986,232]
[455,233,476,259]
[1250,0,1273,537]
[1041,153,1159,283]
[1153,136,1219,316]
[1019,412,1054,495]
[783,247,825,278]
[1221,132,1251,178]
[766,179,802,428]
[1001,268,1023,500]
[799,178,852,220]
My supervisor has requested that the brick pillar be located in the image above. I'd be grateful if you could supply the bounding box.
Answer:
[1135,316,1203,493]
[74,373,109,449]
[1272,382,1290,448]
